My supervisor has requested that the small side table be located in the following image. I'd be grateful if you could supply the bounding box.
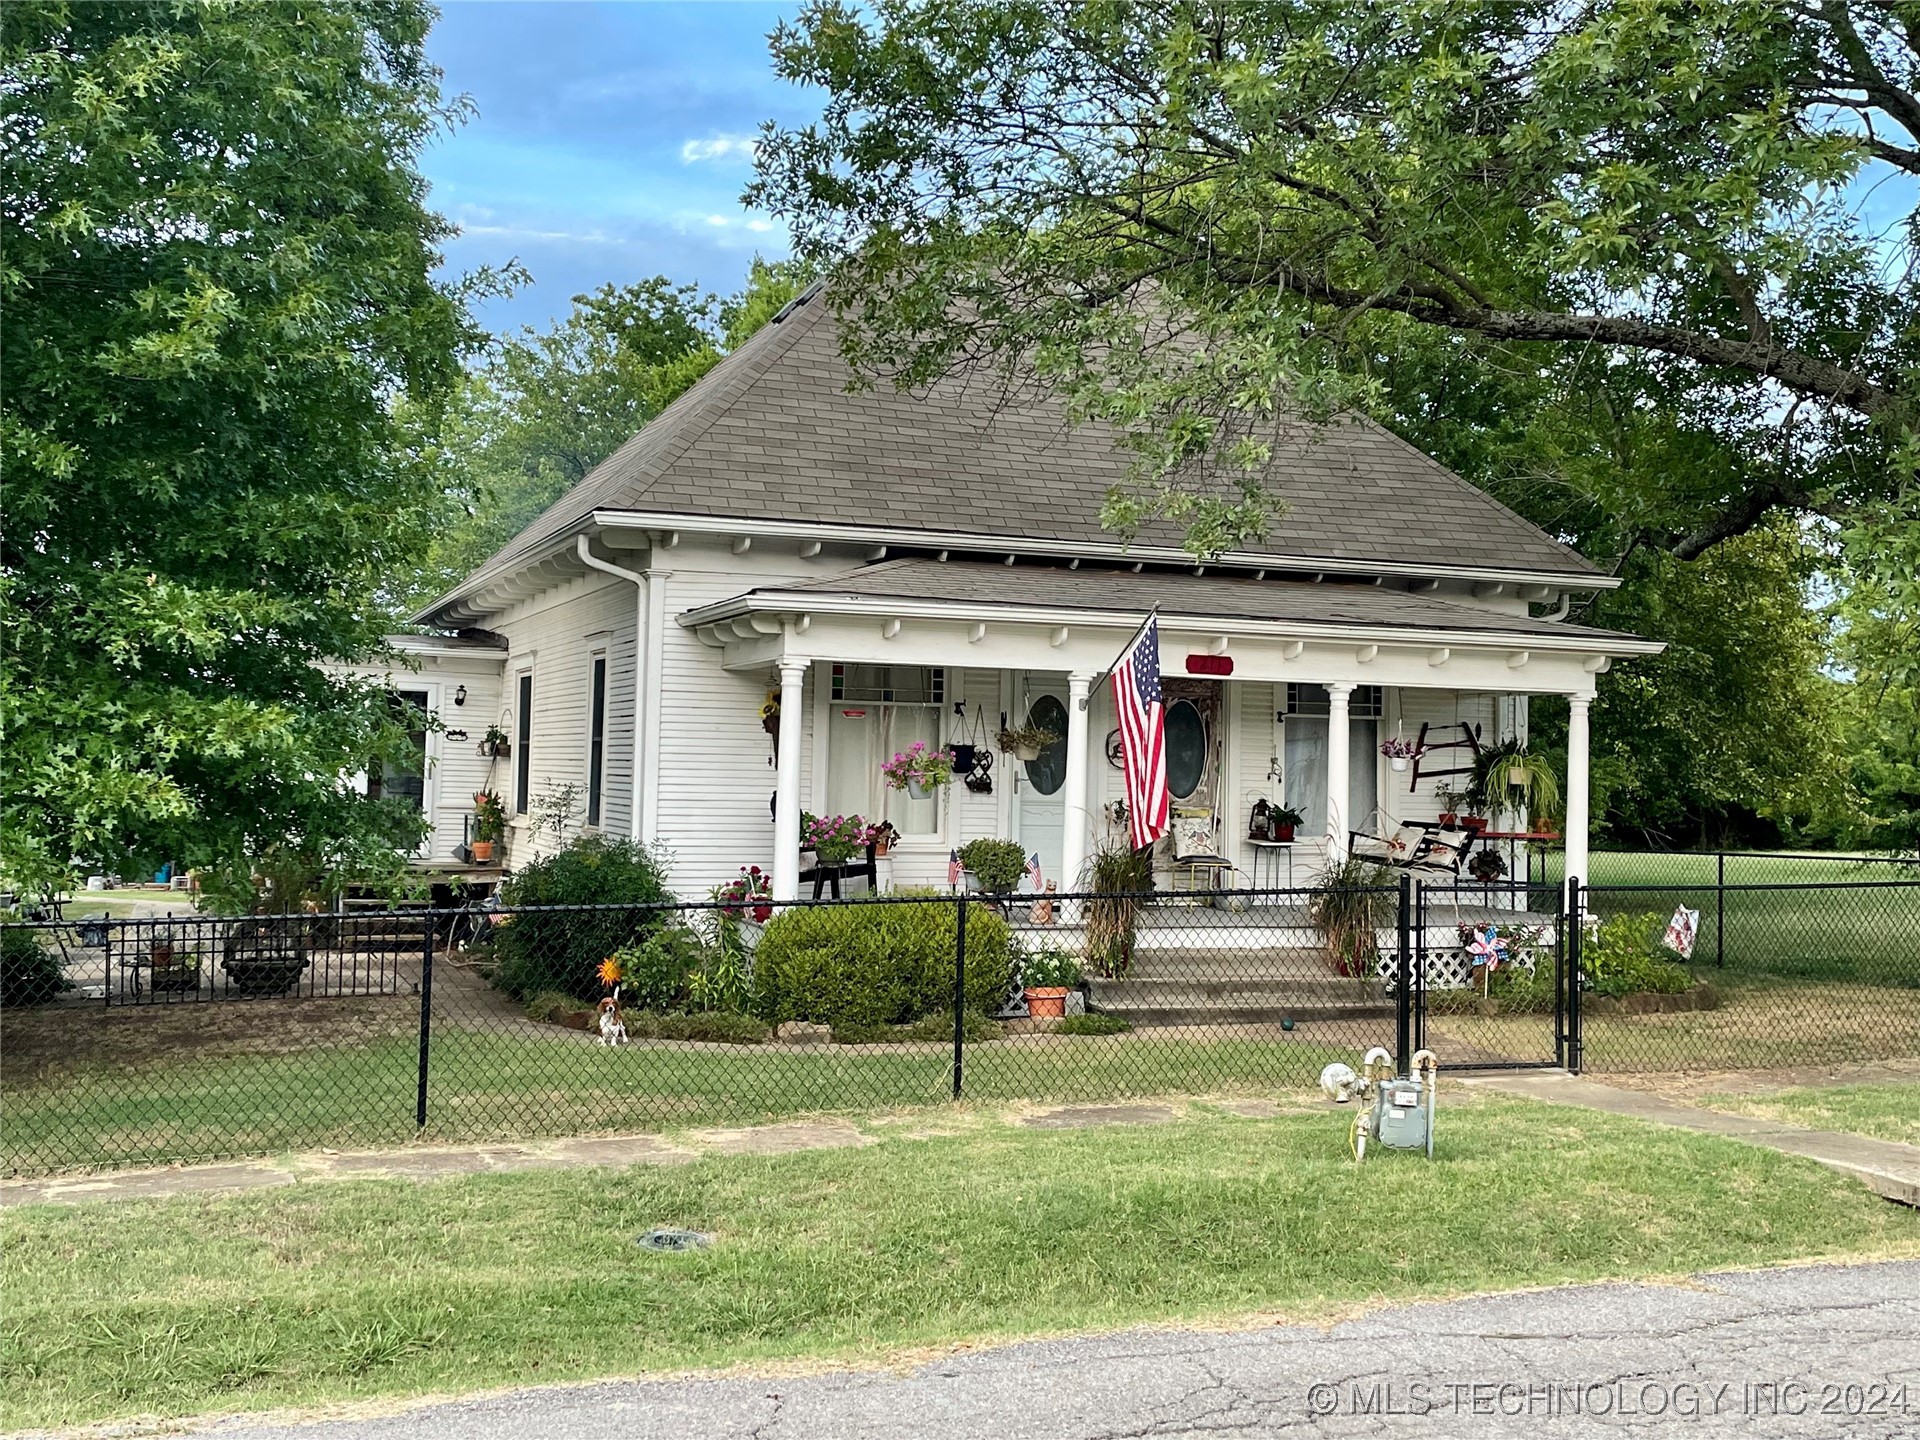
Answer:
[1247,839,1295,892]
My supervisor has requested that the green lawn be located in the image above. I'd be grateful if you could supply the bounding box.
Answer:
[4,1095,1916,1432]
[44,887,196,920]
[1701,1082,1920,1147]
[1,1020,1370,1175]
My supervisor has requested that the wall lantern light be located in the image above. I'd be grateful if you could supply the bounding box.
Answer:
[454,685,468,707]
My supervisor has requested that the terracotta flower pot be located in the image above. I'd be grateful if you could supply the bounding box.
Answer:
[1025,986,1070,1018]
[471,840,494,863]
[1274,823,1296,842]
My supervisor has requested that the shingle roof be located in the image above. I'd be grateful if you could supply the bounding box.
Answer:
[439,285,1601,616]
[750,560,1640,643]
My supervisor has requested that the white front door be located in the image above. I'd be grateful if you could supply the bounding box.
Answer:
[1012,680,1070,889]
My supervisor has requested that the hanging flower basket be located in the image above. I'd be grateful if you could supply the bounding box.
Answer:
[998,723,1059,763]
[1380,737,1421,773]
[881,742,956,795]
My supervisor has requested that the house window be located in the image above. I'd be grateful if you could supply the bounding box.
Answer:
[514,671,533,815]
[1281,684,1381,837]
[824,701,943,838]
[585,655,607,828]
[368,690,430,813]
[831,664,944,705]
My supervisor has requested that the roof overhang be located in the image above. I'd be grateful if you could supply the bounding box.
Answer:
[594,510,1618,592]
[678,587,1661,698]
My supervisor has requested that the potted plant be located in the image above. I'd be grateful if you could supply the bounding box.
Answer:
[471,789,507,863]
[1020,945,1082,1019]
[1379,737,1420,773]
[1434,784,1467,829]
[759,689,780,736]
[1476,741,1562,829]
[478,725,511,759]
[1270,803,1305,843]
[1468,848,1508,884]
[1308,853,1395,979]
[149,940,200,994]
[870,820,899,859]
[881,741,957,799]
[958,837,1028,895]
[997,720,1060,763]
[802,813,874,866]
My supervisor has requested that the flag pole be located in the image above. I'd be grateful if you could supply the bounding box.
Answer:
[1079,606,1159,710]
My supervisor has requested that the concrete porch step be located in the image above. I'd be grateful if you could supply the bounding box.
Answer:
[1086,975,1381,1007]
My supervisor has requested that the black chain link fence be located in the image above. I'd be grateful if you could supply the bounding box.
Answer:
[4,873,1916,1176]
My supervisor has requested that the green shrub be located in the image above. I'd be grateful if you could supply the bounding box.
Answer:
[625,1009,769,1045]
[958,838,1027,892]
[0,920,69,1008]
[752,899,1013,1031]
[1054,1011,1130,1035]
[1584,912,1695,997]
[609,925,707,1012]
[492,835,673,1001]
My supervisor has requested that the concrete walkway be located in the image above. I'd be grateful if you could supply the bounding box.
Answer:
[1464,1071,1920,1207]
[103,1259,1920,1439]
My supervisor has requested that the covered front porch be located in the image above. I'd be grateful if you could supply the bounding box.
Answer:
[680,560,1658,906]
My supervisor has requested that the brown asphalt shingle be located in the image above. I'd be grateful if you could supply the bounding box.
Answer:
[428,286,1601,622]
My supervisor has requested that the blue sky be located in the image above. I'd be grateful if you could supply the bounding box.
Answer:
[423,1,811,335]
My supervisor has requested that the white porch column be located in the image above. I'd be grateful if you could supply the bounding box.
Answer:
[1324,682,1354,861]
[771,657,808,903]
[1565,692,1592,895]
[1061,671,1094,896]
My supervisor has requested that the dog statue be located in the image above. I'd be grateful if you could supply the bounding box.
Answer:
[596,996,629,1047]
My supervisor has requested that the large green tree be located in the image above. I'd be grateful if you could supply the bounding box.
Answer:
[1,0,485,896]
[751,0,1917,557]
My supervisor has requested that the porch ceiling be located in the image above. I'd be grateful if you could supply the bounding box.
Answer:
[678,560,1661,696]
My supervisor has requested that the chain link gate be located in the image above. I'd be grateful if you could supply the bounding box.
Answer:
[1406,879,1575,1074]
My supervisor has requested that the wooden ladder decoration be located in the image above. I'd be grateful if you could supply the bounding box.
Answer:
[1408,721,1483,794]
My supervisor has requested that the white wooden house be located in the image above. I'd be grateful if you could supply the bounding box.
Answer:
[376,284,1661,901]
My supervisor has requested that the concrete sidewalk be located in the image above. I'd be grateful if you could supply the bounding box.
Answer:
[91,1259,1920,1440]
[1463,1071,1920,1207]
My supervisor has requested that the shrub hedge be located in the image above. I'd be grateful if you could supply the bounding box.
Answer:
[751,899,1013,1031]
[492,835,672,1001]
[0,921,68,1008]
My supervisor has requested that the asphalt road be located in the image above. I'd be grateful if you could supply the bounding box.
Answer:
[167,1259,1920,1440]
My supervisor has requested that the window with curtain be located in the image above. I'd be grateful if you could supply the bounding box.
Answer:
[823,702,943,838]
[1282,685,1382,837]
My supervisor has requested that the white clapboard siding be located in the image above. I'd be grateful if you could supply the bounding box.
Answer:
[1396,688,1498,827]
[496,573,638,868]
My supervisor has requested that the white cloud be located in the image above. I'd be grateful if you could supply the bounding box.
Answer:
[680,133,759,165]
[705,214,732,227]
[745,217,774,233]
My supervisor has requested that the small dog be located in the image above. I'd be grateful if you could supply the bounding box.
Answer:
[596,996,628,1047]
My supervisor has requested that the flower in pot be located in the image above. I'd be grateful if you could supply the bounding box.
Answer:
[958,837,1027,895]
[759,688,780,736]
[1270,803,1305,843]
[149,940,200,993]
[997,720,1060,763]
[471,789,507,863]
[869,820,899,859]
[479,725,511,759]
[1020,945,1082,1019]
[1468,848,1509,884]
[714,864,774,924]
[802,812,874,866]
[1434,785,1467,828]
[1379,736,1420,773]
[880,741,957,800]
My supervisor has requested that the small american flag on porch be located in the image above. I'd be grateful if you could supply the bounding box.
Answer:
[1110,614,1170,850]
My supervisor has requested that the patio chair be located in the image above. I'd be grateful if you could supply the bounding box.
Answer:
[798,841,878,900]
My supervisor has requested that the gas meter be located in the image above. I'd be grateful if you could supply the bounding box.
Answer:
[1319,1047,1438,1161]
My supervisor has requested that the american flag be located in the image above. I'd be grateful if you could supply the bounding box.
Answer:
[1026,852,1044,889]
[1110,615,1170,850]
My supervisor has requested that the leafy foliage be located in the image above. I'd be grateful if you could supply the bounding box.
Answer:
[958,838,1027,892]
[492,836,673,1001]
[751,900,1013,1031]
[607,927,708,1013]
[0,922,67,1008]
[1,0,488,895]
[755,0,1916,558]
[405,259,811,606]
[1583,913,1697,998]
[1019,945,1083,989]
[1828,493,1920,854]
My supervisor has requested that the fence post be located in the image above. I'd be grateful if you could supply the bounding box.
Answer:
[952,896,967,1100]
[1563,877,1583,1074]
[415,908,434,1130]
[1716,851,1726,968]
[1395,874,1412,1075]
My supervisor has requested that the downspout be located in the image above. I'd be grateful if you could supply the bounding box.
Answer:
[1533,593,1571,622]
[576,535,648,843]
